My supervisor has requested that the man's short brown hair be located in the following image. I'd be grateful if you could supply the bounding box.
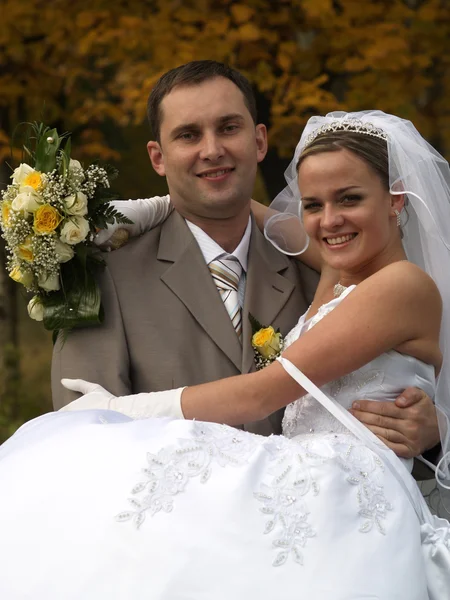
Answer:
[147,60,257,143]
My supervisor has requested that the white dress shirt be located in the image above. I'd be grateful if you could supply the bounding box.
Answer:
[186,217,252,307]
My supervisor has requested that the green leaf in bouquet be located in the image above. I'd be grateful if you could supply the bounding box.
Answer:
[34,127,61,173]
[74,243,105,278]
[103,163,119,182]
[59,137,72,177]
[42,253,105,333]
[43,275,104,333]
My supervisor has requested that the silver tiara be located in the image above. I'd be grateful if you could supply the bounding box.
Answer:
[304,118,388,148]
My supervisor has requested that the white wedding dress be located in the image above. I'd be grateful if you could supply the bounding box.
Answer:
[0,288,434,599]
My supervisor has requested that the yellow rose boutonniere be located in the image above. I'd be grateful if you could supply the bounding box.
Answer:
[252,326,282,359]
[249,315,285,370]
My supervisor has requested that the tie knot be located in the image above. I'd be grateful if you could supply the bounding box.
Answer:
[209,256,242,291]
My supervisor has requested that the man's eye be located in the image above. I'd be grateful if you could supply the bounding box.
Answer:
[178,132,197,141]
[223,124,239,133]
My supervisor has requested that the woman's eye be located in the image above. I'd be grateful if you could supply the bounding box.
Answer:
[341,195,362,203]
[303,202,321,211]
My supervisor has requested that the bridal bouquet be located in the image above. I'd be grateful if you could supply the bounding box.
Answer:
[0,123,130,337]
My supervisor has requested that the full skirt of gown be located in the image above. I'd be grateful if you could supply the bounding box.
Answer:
[0,409,429,600]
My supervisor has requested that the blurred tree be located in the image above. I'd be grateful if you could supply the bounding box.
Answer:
[1,0,449,184]
[0,0,449,431]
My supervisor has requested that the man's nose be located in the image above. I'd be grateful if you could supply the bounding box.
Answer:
[199,133,224,161]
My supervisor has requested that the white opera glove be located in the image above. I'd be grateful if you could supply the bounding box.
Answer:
[60,378,185,419]
[94,195,173,249]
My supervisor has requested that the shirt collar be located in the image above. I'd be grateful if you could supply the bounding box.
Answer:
[185,216,252,272]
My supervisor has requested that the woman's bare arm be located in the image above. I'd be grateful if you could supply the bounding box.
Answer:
[181,262,442,425]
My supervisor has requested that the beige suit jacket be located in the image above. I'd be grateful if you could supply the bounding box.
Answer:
[52,211,319,435]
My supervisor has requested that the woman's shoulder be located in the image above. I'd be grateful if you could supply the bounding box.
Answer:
[360,261,441,313]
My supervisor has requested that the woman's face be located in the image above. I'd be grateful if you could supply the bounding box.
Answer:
[298,148,401,275]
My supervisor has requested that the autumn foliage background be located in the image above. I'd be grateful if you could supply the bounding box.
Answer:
[0,0,449,440]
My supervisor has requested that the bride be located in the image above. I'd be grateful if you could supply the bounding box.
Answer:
[0,111,449,599]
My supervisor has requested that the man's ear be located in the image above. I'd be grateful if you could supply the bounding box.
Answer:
[147,141,166,176]
[255,124,268,163]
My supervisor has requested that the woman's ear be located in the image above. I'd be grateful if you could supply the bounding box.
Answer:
[389,180,406,216]
[390,192,405,216]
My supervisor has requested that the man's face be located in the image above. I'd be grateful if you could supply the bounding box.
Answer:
[147,77,267,221]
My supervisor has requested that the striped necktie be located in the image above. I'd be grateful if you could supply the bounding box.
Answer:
[209,256,242,340]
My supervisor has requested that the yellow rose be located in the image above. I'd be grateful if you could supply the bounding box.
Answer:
[23,170,44,191]
[34,204,62,234]
[252,326,282,359]
[1,201,12,227]
[9,265,33,288]
[17,236,34,262]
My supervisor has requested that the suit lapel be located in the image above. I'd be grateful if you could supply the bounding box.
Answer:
[242,223,295,374]
[158,212,242,370]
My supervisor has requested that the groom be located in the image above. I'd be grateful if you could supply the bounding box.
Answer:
[52,60,439,458]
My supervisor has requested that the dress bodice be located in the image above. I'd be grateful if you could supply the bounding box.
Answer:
[282,286,436,446]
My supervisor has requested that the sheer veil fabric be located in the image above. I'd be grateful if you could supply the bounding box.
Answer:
[264,111,450,510]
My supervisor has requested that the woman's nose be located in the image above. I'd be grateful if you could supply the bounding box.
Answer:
[321,205,345,229]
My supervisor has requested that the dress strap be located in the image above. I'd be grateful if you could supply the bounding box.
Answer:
[277,357,434,526]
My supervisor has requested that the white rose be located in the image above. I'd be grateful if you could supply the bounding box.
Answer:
[60,217,90,245]
[69,159,82,172]
[54,239,75,263]
[11,163,34,186]
[27,296,44,321]
[11,190,42,213]
[38,271,60,291]
[63,191,88,216]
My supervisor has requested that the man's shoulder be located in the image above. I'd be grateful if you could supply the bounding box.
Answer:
[101,230,159,280]
[104,211,190,266]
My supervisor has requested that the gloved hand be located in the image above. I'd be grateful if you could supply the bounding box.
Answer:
[94,195,173,249]
[60,378,185,419]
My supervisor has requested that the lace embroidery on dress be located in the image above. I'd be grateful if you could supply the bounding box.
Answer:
[254,436,317,566]
[283,369,385,438]
[116,420,393,567]
[115,422,261,529]
[254,433,392,566]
